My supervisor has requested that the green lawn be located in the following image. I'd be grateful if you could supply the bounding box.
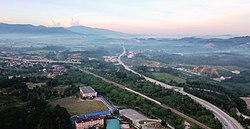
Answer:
[152,72,186,84]
[49,96,108,116]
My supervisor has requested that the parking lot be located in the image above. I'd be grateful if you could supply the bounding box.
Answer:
[119,109,160,127]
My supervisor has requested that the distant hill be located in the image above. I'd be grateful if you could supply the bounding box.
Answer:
[67,25,130,36]
[0,23,76,34]
[175,36,250,48]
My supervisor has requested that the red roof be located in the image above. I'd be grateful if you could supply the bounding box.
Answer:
[53,72,60,75]
[193,66,199,71]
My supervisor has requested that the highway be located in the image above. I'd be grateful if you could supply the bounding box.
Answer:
[118,46,244,129]
[72,65,212,129]
[1,50,243,129]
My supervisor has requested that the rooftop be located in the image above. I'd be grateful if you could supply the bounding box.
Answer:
[106,119,120,129]
[75,116,104,123]
[80,86,97,94]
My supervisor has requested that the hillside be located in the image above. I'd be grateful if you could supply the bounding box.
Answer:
[67,26,129,36]
[0,23,76,34]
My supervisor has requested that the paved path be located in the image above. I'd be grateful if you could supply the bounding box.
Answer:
[118,46,244,129]
[72,65,212,129]
[119,109,162,128]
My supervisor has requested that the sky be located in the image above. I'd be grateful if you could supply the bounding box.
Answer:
[0,0,250,35]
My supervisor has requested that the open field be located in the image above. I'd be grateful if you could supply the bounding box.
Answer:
[152,72,186,84]
[241,97,250,110]
[49,96,108,116]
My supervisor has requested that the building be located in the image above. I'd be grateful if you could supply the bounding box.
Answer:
[71,110,112,125]
[120,124,131,129]
[75,116,104,129]
[106,119,120,129]
[231,70,241,74]
[80,86,97,98]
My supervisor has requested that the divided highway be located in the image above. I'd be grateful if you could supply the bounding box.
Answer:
[118,46,244,129]
[72,65,212,129]
[2,49,243,129]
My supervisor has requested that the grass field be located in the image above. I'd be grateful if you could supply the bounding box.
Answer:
[49,96,108,116]
[152,72,186,84]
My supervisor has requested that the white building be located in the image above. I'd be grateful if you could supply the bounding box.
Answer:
[80,86,97,98]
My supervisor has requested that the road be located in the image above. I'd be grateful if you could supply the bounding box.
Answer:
[1,50,243,129]
[72,65,212,129]
[0,56,81,64]
[118,46,244,129]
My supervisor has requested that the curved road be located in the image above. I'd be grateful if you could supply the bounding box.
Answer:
[118,46,244,129]
[72,65,212,129]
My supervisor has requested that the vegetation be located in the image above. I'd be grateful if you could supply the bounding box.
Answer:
[83,61,222,129]
[0,97,73,129]
[183,81,250,128]
[53,68,191,129]
[122,53,250,128]
[152,72,186,84]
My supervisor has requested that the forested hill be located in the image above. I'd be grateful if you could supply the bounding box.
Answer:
[0,23,76,34]
[67,25,130,36]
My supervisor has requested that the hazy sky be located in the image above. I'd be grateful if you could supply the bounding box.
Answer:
[1,0,250,35]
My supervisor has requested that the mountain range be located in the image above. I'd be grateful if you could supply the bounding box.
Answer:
[67,26,128,36]
[0,23,74,34]
[0,23,249,49]
[0,23,128,36]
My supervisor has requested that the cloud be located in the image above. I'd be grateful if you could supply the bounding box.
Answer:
[0,16,11,22]
[47,18,80,27]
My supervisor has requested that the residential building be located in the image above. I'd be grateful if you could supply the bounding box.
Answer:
[75,116,104,129]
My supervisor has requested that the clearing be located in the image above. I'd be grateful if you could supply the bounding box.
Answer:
[241,97,250,110]
[152,72,186,84]
[53,85,70,94]
[49,96,108,116]
[26,82,46,89]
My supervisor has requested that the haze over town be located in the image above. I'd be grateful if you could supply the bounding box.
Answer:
[1,0,250,35]
[0,1,250,129]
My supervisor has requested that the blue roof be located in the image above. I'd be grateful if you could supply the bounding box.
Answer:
[106,119,120,129]
[71,110,111,124]
[81,110,111,118]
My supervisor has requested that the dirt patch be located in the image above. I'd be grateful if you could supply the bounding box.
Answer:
[241,97,250,110]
